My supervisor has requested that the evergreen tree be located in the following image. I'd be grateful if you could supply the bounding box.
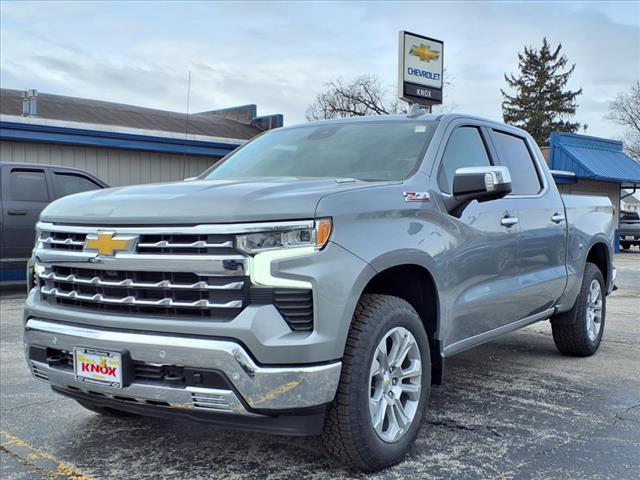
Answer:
[501,38,583,146]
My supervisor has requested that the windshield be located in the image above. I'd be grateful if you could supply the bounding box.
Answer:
[202,120,439,182]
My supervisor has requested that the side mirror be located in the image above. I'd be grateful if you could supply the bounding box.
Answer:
[446,166,512,217]
[453,166,512,203]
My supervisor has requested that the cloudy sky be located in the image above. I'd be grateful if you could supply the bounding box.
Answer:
[1,1,638,139]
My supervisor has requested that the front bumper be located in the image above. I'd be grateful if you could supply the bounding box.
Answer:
[25,318,341,417]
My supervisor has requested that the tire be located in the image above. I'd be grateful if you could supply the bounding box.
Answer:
[551,263,606,357]
[322,294,431,471]
[621,242,630,250]
[75,399,138,418]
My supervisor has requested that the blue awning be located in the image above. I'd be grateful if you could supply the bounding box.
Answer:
[549,132,640,187]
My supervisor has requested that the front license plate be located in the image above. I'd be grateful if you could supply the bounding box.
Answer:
[624,235,634,240]
[74,348,123,388]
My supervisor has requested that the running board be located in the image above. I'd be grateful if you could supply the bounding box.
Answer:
[442,308,555,357]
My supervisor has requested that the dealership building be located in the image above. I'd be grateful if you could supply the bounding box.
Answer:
[0,89,282,186]
[543,132,640,235]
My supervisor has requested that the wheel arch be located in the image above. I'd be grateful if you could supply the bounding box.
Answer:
[355,250,444,384]
[586,240,611,289]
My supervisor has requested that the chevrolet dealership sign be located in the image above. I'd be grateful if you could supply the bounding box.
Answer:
[398,31,444,107]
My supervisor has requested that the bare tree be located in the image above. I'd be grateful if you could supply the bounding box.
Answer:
[305,75,402,121]
[607,81,640,160]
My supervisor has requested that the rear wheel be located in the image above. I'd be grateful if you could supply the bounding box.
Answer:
[551,263,606,357]
[322,294,431,471]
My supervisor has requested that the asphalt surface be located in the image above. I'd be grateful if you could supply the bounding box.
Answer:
[1,253,639,480]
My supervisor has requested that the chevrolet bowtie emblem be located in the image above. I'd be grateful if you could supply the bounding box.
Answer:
[409,43,440,62]
[84,232,137,256]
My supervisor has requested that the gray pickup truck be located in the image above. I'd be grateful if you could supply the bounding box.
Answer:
[24,113,616,471]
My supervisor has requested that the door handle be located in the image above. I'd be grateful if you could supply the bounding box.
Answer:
[551,213,565,224]
[7,210,27,216]
[501,216,519,227]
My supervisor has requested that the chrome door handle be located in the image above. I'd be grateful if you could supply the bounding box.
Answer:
[501,216,518,227]
[551,213,565,224]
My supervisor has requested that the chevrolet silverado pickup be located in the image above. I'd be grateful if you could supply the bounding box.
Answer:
[24,113,616,471]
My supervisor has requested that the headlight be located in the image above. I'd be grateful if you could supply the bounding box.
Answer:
[237,218,332,254]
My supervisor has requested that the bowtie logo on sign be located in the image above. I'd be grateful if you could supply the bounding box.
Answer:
[409,43,440,62]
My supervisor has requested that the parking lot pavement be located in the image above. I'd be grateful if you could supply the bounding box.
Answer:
[1,253,638,480]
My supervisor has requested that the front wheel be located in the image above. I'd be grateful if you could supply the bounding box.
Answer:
[321,294,431,471]
[551,263,606,357]
[621,242,630,250]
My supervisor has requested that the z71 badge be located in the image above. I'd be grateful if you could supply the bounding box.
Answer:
[403,192,431,202]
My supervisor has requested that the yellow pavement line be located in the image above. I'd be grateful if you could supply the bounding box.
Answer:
[0,430,95,480]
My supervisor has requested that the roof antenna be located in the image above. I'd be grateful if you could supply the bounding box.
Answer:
[406,103,427,118]
[182,70,192,179]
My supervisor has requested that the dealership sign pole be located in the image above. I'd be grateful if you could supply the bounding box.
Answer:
[398,31,444,112]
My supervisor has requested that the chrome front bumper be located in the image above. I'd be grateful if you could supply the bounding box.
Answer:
[25,319,341,416]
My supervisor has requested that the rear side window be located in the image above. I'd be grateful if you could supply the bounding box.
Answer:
[53,173,101,199]
[9,169,48,201]
[438,126,492,193]
[491,131,542,195]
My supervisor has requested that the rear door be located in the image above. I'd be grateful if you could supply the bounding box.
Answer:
[1,166,53,269]
[434,120,522,349]
[488,129,567,316]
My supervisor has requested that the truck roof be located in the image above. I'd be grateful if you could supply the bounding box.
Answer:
[297,113,532,139]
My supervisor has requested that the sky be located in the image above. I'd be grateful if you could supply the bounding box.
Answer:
[1,1,639,139]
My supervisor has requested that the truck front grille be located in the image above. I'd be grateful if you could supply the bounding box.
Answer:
[35,222,314,329]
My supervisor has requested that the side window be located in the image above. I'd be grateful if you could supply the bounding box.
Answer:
[438,126,492,193]
[53,173,101,199]
[491,130,542,195]
[8,169,49,202]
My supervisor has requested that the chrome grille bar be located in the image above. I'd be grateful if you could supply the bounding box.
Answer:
[40,271,244,290]
[41,286,243,309]
[40,236,85,246]
[34,250,246,276]
[138,240,233,249]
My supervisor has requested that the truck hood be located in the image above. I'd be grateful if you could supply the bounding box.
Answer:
[41,178,384,225]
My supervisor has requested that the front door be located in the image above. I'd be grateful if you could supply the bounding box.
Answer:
[434,123,522,350]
